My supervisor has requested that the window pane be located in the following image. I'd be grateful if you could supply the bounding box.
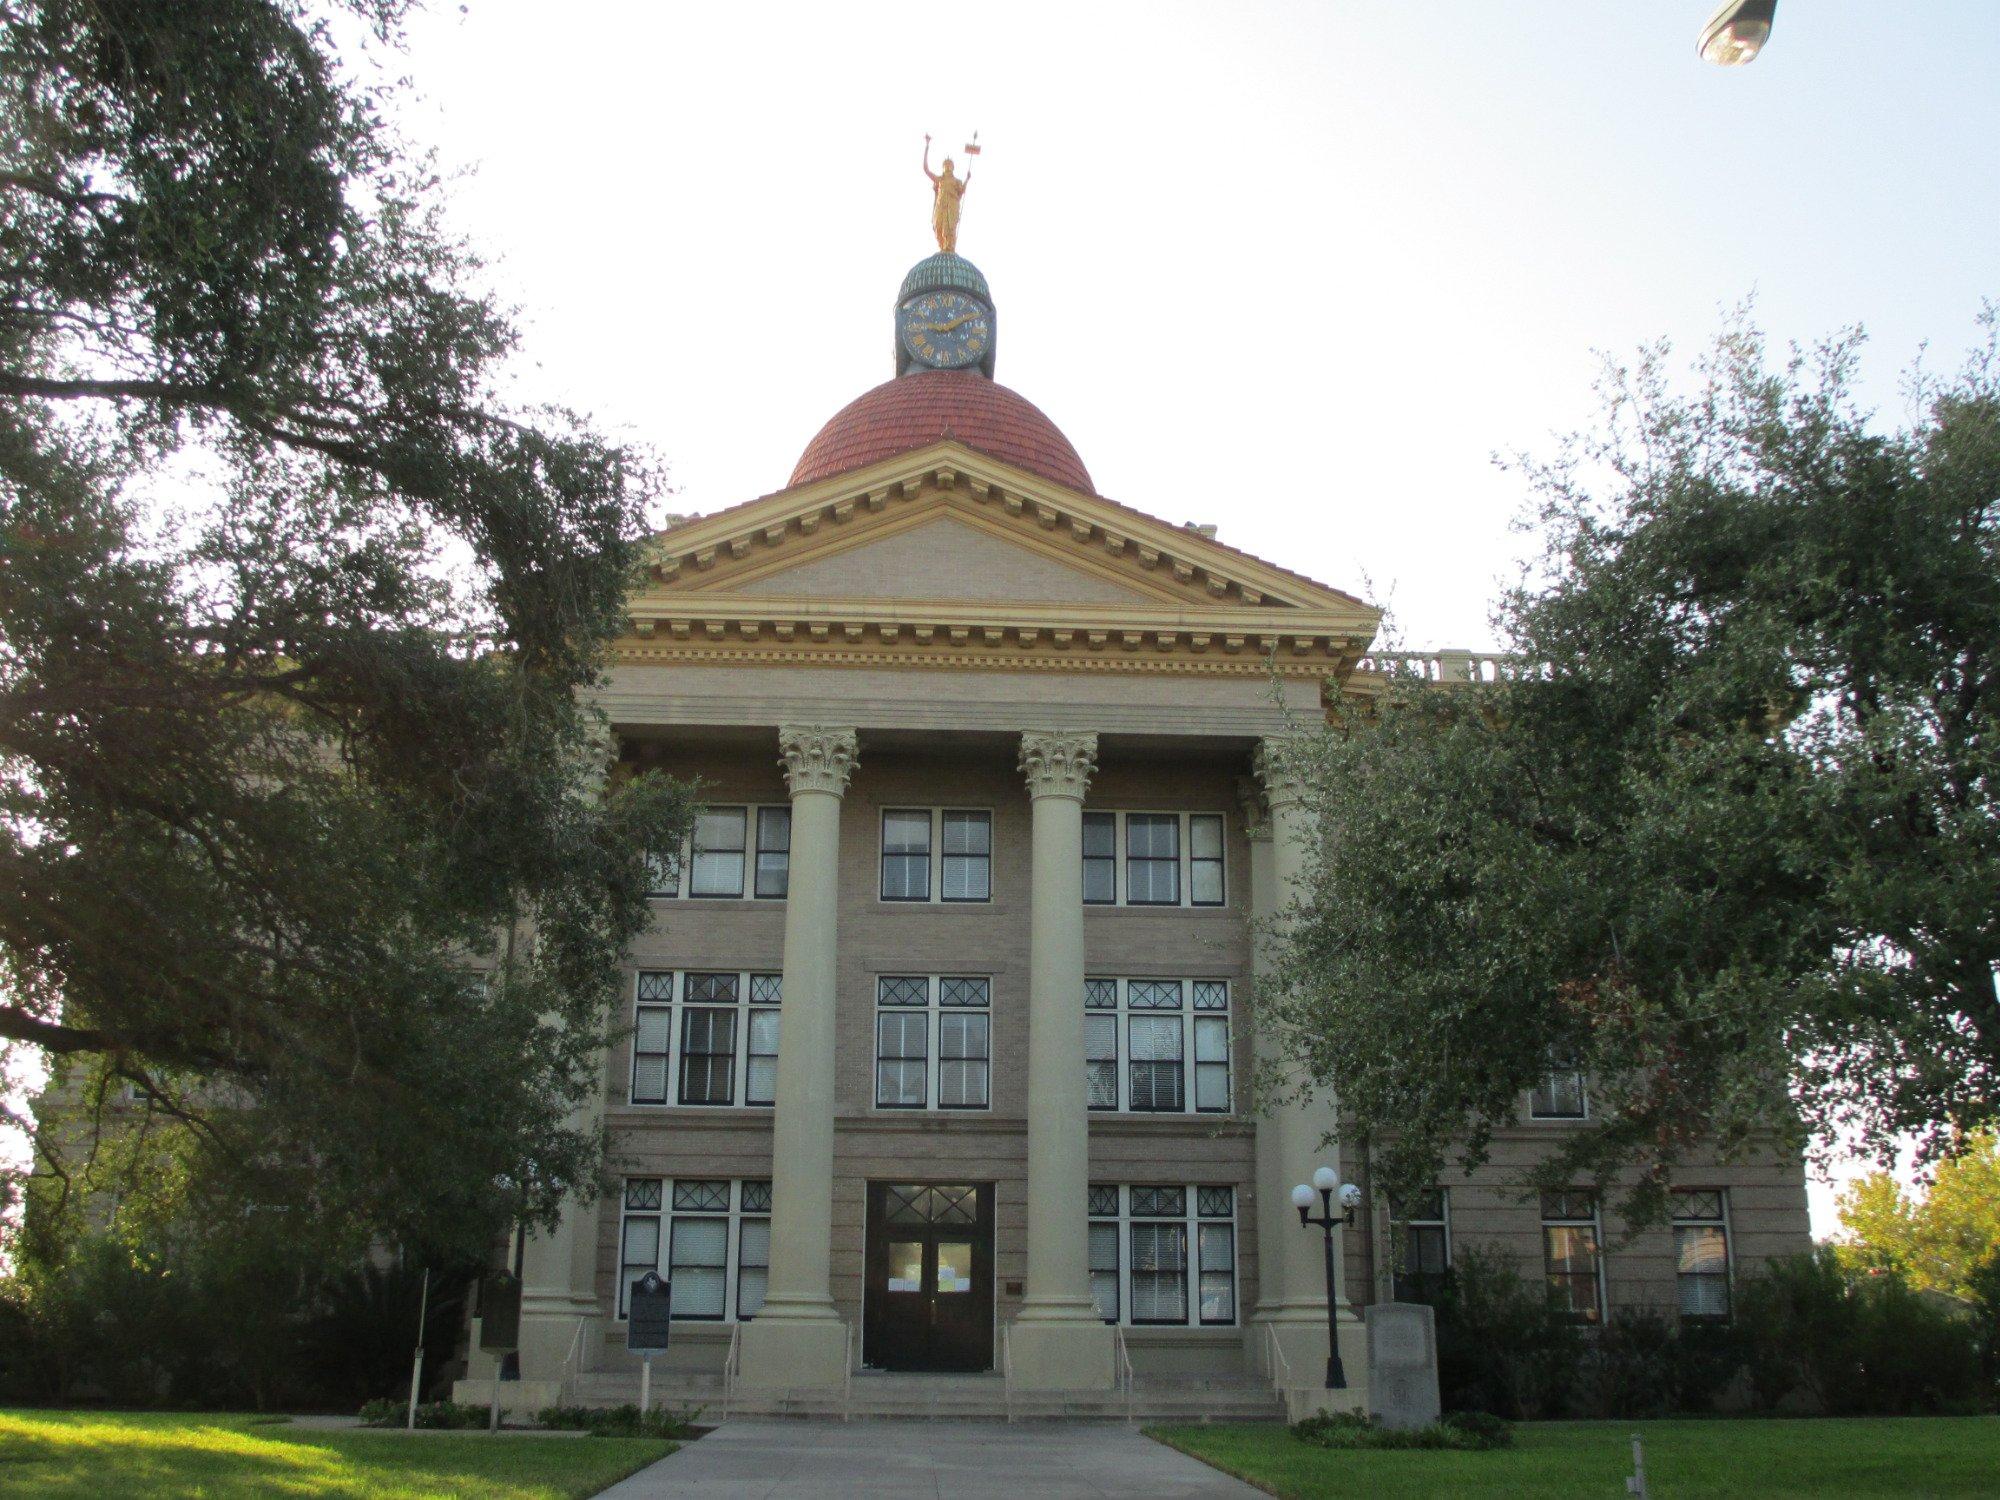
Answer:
[621,1216,660,1270]
[691,809,747,897]
[881,811,932,900]
[1673,1190,1725,1222]
[1198,1224,1236,1323]
[941,812,991,901]
[1130,1186,1186,1218]
[1082,812,1116,903]
[1194,1016,1230,1111]
[738,1218,770,1318]
[755,807,790,898]
[935,1241,974,1294]
[939,1014,989,1108]
[1677,1224,1728,1276]
[1532,1070,1587,1118]
[1090,1220,1120,1322]
[1190,815,1224,906]
[746,1009,780,1106]
[939,977,989,1007]
[1128,980,1182,1010]
[1130,1223,1188,1323]
[678,1008,737,1105]
[1085,978,1118,1009]
[942,810,990,855]
[1127,814,1179,859]
[1129,1017,1184,1112]
[879,976,928,1006]
[645,848,681,897]
[1085,1015,1118,1110]
[875,1012,928,1107]
[670,1219,728,1317]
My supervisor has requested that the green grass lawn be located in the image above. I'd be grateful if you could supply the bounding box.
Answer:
[1148,1416,2000,1499]
[0,1410,674,1498]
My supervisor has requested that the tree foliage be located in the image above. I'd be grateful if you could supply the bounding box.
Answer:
[1273,311,2000,1216]
[0,0,690,1255]
[1836,1130,2000,1302]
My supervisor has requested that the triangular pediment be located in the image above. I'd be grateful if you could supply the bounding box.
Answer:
[617,441,1380,681]
[726,511,1168,607]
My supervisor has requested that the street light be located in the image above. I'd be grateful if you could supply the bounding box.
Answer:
[1291,1168,1363,1389]
[1698,0,1776,67]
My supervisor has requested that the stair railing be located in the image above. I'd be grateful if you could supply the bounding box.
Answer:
[1001,1324,1015,1425]
[842,1321,855,1423]
[1114,1323,1135,1427]
[557,1315,590,1408]
[722,1322,741,1422]
[1264,1323,1293,1388]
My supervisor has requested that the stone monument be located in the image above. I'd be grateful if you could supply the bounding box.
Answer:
[1366,1301,1442,1430]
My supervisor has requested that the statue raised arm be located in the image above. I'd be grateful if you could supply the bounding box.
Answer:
[922,135,969,254]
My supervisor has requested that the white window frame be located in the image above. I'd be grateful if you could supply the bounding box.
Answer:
[872,974,993,1111]
[647,804,790,901]
[617,1176,771,1322]
[1087,1183,1238,1327]
[1081,810,1227,909]
[1671,1188,1734,1322]
[1529,1066,1589,1120]
[1389,1187,1453,1301]
[629,970,781,1109]
[1540,1189,1607,1324]
[1085,977,1232,1115]
[878,807,993,903]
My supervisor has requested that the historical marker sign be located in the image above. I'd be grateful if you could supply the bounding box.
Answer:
[627,1272,673,1354]
[477,1269,522,1353]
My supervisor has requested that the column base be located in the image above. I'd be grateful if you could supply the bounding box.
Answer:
[1006,1303,1116,1391]
[736,1307,850,1392]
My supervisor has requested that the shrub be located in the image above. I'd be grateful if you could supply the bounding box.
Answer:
[535,1402,698,1439]
[1291,1410,1511,1451]
[1426,1245,1581,1419]
[1735,1247,1989,1415]
[358,1398,488,1429]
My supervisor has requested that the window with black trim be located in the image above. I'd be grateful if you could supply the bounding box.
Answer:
[880,808,992,902]
[1080,812,1225,908]
[1673,1189,1731,1321]
[629,970,780,1108]
[618,1177,770,1321]
[1085,977,1231,1114]
[1390,1188,1451,1304]
[1088,1183,1237,1326]
[647,805,789,900]
[1541,1190,1604,1323]
[1530,1067,1588,1120]
[874,975,991,1109]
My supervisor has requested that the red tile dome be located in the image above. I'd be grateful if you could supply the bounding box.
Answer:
[790,369,1093,494]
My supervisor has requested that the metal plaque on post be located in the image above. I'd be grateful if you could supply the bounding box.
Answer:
[627,1272,673,1353]
[477,1269,522,1353]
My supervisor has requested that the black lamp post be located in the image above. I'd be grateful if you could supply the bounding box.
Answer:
[1291,1167,1361,1390]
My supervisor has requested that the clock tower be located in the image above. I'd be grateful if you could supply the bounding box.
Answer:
[894,251,997,380]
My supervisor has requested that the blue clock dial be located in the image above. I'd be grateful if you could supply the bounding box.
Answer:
[899,290,991,370]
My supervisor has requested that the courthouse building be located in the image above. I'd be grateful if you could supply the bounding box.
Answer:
[462,240,1811,1418]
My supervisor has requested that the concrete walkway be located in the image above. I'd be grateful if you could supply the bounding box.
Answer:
[594,1419,1262,1499]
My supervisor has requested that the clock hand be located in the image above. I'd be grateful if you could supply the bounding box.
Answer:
[926,313,979,333]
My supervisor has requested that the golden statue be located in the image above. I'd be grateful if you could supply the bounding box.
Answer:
[923,133,971,254]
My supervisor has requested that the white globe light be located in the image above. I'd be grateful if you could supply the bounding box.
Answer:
[1339,1183,1363,1210]
[1312,1166,1338,1193]
[1290,1184,1315,1210]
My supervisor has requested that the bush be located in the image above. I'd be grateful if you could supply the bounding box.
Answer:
[1427,1245,1582,1419]
[358,1397,488,1429]
[1291,1410,1512,1451]
[535,1402,698,1439]
[1736,1247,1989,1415]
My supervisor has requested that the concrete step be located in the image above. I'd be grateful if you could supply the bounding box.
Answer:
[562,1370,1285,1423]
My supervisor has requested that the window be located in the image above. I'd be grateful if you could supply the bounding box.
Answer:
[619,1177,770,1321]
[1541,1190,1605,1324]
[874,975,991,1110]
[628,970,780,1108]
[754,808,791,898]
[1080,811,1225,908]
[1088,1184,1237,1327]
[647,805,788,900]
[1531,1067,1588,1120]
[1390,1189,1452,1304]
[1085,977,1231,1114]
[880,809,991,902]
[1673,1190,1731,1321]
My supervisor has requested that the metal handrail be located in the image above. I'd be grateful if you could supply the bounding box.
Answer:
[1113,1324,1135,1427]
[558,1315,588,1407]
[1264,1323,1293,1388]
[722,1323,741,1422]
[1001,1324,1014,1425]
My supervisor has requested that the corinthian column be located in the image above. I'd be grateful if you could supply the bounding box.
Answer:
[738,724,857,1392]
[1009,730,1115,1390]
[1248,737,1364,1410]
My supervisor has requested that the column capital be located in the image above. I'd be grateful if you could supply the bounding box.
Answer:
[1253,736,1309,811]
[1018,730,1098,801]
[777,725,858,798]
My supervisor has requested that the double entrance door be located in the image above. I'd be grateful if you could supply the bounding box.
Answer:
[863,1182,994,1372]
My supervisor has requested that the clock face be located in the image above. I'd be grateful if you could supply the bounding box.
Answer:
[900,290,991,370]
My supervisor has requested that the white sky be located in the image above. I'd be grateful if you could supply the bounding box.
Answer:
[9,3,1994,1241]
